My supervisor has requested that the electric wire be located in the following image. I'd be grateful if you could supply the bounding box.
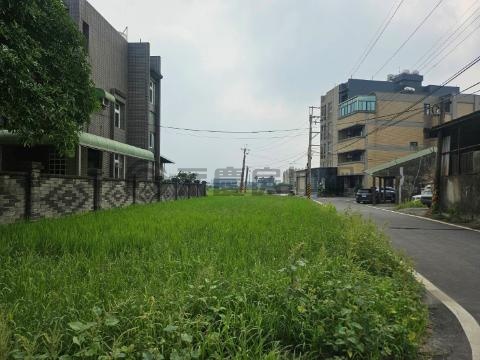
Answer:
[161,125,308,134]
[349,0,405,78]
[336,57,480,154]
[372,0,445,79]
[412,0,479,69]
[417,3,480,71]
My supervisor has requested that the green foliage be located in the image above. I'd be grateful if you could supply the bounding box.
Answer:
[176,171,197,183]
[396,199,427,210]
[0,197,427,358]
[0,0,98,156]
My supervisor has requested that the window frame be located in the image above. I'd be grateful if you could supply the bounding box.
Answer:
[48,150,66,175]
[149,132,155,150]
[114,103,121,128]
[113,153,124,179]
[149,80,155,105]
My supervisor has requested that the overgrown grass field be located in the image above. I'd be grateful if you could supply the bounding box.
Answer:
[0,196,427,359]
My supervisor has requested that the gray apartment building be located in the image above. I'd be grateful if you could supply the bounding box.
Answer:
[319,71,480,193]
[0,0,172,179]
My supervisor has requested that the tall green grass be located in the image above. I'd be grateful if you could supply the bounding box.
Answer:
[0,196,426,359]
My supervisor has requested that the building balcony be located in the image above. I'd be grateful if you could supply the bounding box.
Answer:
[338,124,365,143]
[338,149,365,164]
[335,137,366,153]
[339,95,376,118]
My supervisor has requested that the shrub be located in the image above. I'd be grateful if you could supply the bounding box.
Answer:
[396,199,426,210]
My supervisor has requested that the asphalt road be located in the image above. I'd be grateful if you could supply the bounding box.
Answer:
[319,197,480,325]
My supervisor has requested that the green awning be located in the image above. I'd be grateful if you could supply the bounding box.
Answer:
[0,130,154,161]
[79,132,154,161]
[364,147,437,176]
[95,88,116,103]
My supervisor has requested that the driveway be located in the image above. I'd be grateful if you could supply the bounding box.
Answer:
[318,197,480,359]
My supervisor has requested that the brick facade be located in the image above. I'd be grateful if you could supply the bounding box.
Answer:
[0,169,207,225]
[0,172,26,224]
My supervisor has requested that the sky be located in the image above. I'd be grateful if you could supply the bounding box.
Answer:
[89,0,480,181]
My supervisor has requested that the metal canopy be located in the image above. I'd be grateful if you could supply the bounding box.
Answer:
[364,146,437,176]
[0,130,175,163]
[95,88,116,103]
[79,132,154,161]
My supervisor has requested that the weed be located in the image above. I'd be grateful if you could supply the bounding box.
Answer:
[0,196,427,358]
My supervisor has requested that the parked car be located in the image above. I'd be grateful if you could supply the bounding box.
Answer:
[377,187,396,203]
[420,190,433,207]
[412,185,433,206]
[356,188,377,203]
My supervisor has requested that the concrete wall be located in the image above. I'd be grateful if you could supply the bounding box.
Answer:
[440,174,480,215]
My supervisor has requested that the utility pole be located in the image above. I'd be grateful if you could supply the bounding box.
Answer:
[244,166,249,193]
[306,106,321,199]
[239,146,249,192]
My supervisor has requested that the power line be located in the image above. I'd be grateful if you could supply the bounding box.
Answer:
[423,20,480,75]
[372,0,444,79]
[160,125,308,134]
[412,0,480,70]
[336,57,480,154]
[349,0,405,78]
[163,127,308,140]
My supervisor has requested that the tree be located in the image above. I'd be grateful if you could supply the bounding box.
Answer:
[0,0,98,156]
[176,171,197,183]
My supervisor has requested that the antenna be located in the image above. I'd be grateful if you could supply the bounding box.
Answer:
[119,26,128,40]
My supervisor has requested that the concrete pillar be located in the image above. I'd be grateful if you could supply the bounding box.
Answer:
[132,174,137,204]
[172,178,178,200]
[395,177,400,205]
[194,180,200,197]
[156,175,163,202]
[25,162,43,220]
[433,130,443,211]
[91,169,103,211]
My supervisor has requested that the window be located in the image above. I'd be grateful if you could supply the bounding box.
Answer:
[424,103,431,115]
[338,125,364,141]
[113,154,124,179]
[338,95,376,118]
[82,21,89,52]
[149,80,155,104]
[114,103,121,128]
[409,141,418,151]
[443,100,451,113]
[148,111,155,126]
[48,150,66,175]
[338,150,364,163]
[149,132,155,149]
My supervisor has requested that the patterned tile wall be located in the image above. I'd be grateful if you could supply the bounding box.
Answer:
[32,177,94,219]
[0,174,26,224]
[101,179,133,209]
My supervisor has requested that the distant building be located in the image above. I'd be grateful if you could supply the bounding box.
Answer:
[319,71,480,194]
[282,167,297,186]
[0,0,173,179]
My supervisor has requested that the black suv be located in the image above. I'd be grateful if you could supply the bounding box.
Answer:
[356,188,377,204]
[377,187,396,203]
